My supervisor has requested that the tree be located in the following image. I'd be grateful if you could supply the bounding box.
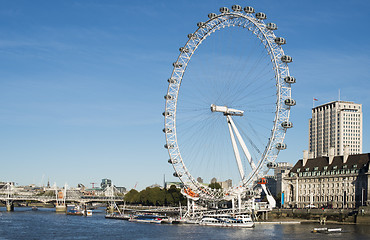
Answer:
[124,186,186,206]
[209,182,222,189]
[124,189,139,204]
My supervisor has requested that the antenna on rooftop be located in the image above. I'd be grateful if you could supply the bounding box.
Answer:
[338,89,341,101]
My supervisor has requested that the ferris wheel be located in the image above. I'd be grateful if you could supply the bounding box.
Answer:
[163,5,295,201]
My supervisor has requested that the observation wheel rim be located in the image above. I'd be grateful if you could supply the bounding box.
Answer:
[164,8,293,201]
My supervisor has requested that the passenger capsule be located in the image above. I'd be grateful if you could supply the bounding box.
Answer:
[208,13,217,19]
[173,62,183,68]
[231,5,242,12]
[162,111,172,117]
[281,121,293,128]
[164,144,174,149]
[179,47,189,53]
[173,172,182,177]
[187,33,197,39]
[258,178,267,184]
[266,23,277,30]
[267,162,278,168]
[163,128,172,133]
[274,37,286,45]
[219,7,229,13]
[276,143,287,150]
[284,76,296,84]
[164,94,174,100]
[244,6,255,13]
[168,159,178,164]
[197,22,205,28]
[168,78,178,84]
[284,98,296,106]
[255,12,267,20]
[281,55,293,63]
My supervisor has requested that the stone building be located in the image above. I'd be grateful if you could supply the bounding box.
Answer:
[282,152,370,209]
[264,176,277,197]
[219,179,232,189]
[275,162,293,195]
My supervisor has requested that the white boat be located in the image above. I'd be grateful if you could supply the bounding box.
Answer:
[199,214,254,228]
[105,212,131,220]
[129,214,163,224]
[312,227,343,233]
[84,210,93,216]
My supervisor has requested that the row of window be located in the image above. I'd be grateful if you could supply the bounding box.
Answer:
[291,169,359,177]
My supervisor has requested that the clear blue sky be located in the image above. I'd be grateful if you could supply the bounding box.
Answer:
[0,0,369,189]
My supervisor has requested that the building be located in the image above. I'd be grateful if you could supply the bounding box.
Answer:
[164,182,184,189]
[219,179,232,189]
[282,152,370,209]
[309,101,362,158]
[101,178,112,189]
[275,162,293,195]
[264,176,277,197]
[197,177,203,183]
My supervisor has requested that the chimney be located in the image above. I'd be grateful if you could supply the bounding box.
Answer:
[343,145,349,164]
[303,150,309,166]
[328,147,335,165]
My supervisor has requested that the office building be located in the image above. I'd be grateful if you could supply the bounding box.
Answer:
[309,101,362,158]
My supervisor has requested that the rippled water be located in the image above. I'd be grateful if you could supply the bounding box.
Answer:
[0,207,369,239]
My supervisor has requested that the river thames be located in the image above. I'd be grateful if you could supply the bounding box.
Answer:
[1,207,370,239]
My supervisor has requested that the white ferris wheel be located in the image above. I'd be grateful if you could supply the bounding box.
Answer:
[164,5,295,202]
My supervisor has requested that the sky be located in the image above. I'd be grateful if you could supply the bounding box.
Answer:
[0,0,369,190]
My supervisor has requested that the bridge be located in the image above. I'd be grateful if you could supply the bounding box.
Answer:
[0,182,124,212]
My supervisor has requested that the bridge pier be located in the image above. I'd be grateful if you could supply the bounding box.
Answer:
[6,202,14,212]
[106,204,114,213]
[55,204,66,212]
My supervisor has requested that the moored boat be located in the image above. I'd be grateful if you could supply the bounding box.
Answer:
[105,212,131,220]
[129,214,163,224]
[312,227,343,233]
[199,214,254,228]
[67,208,83,216]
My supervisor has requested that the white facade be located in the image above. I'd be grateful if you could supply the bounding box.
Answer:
[275,162,293,195]
[282,153,370,209]
[309,101,362,158]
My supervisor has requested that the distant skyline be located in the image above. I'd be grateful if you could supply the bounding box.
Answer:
[1,0,369,189]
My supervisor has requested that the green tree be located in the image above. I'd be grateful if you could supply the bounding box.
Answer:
[209,182,222,189]
[124,189,139,204]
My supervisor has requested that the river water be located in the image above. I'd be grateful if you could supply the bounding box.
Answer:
[0,207,369,239]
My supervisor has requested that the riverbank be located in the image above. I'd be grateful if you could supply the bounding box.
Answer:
[261,206,370,225]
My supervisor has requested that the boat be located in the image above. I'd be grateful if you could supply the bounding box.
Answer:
[67,208,83,216]
[160,217,181,224]
[199,214,254,228]
[67,205,92,216]
[85,210,93,216]
[105,212,131,220]
[312,227,343,233]
[129,214,163,224]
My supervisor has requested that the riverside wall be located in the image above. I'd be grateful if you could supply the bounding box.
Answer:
[266,207,370,224]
